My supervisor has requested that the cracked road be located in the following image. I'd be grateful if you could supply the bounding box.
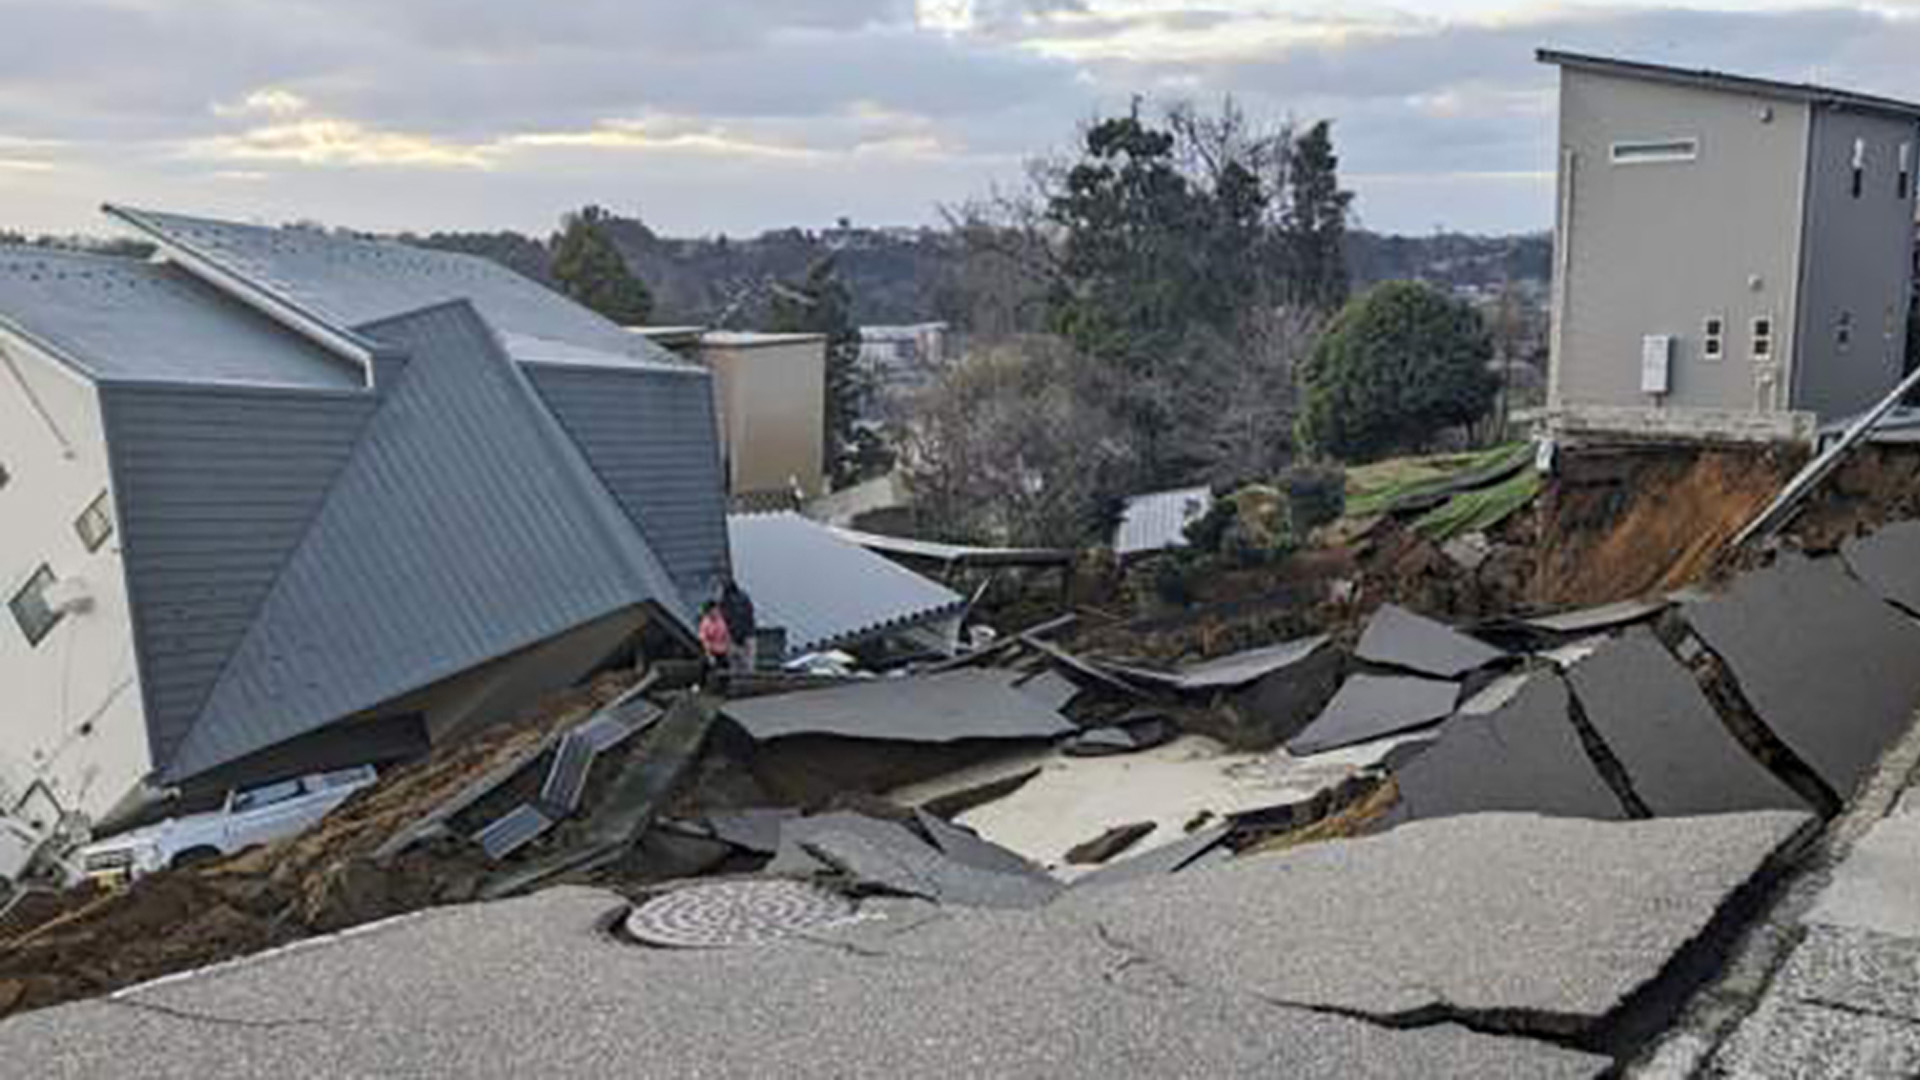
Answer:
[0,811,1815,1078]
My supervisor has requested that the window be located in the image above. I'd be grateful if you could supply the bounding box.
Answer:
[1852,138,1866,199]
[0,463,9,491]
[1703,316,1725,361]
[74,490,112,553]
[229,778,305,814]
[1752,317,1774,360]
[8,565,62,647]
[1837,310,1854,351]
[1610,138,1699,165]
[1901,143,1913,200]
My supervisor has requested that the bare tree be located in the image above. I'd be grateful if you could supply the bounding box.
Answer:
[1168,307,1323,486]
[899,335,1133,546]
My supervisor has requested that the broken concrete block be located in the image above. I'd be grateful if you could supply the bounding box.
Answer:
[1105,634,1333,692]
[1062,715,1177,757]
[1076,811,1812,1046]
[913,810,1054,882]
[1216,642,1346,747]
[721,668,1076,744]
[1841,519,1920,616]
[703,808,799,855]
[1393,673,1626,822]
[1065,822,1156,865]
[801,825,1062,909]
[1071,823,1234,890]
[1356,604,1505,679]
[1685,554,1920,798]
[1287,673,1459,756]
[1565,631,1810,816]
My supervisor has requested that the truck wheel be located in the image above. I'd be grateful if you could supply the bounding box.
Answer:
[169,847,223,870]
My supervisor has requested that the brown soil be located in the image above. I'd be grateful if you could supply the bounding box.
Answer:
[0,670,640,1020]
[1533,447,1799,608]
[1790,445,1920,551]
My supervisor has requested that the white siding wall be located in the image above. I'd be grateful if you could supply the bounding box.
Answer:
[0,334,151,824]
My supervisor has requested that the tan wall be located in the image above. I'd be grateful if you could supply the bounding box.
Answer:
[701,338,826,498]
[0,333,152,825]
[1552,68,1811,414]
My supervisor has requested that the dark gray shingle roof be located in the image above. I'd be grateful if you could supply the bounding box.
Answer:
[0,247,363,390]
[1539,49,1920,119]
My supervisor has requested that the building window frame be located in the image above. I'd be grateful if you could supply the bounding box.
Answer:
[8,564,63,647]
[1852,138,1867,199]
[1837,310,1854,352]
[1752,316,1775,361]
[1900,143,1912,200]
[1609,138,1699,165]
[74,490,113,553]
[1703,316,1725,361]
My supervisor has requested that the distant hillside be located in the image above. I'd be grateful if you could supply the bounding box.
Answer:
[3,216,1552,327]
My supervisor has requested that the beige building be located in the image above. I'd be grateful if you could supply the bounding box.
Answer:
[1541,51,1920,436]
[639,329,827,499]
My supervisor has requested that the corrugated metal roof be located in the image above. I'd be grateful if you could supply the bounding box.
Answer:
[721,668,1074,742]
[163,301,686,780]
[729,512,965,655]
[532,365,732,602]
[1114,486,1213,557]
[104,206,689,370]
[103,383,378,771]
[0,247,362,390]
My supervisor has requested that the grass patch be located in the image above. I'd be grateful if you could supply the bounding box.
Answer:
[1344,442,1532,518]
[1411,465,1544,542]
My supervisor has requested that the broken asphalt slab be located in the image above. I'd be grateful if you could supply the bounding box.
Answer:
[1287,673,1459,756]
[1356,604,1505,679]
[769,811,1061,909]
[721,668,1076,744]
[1070,823,1234,890]
[1391,672,1627,822]
[1564,631,1811,816]
[1104,634,1333,692]
[1840,519,1920,616]
[1804,810,1920,940]
[1069,811,1813,1051]
[1684,553,1920,798]
[0,889,1609,1078]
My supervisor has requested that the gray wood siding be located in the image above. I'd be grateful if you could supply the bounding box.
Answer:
[1793,107,1919,420]
[101,384,376,775]
[530,365,731,601]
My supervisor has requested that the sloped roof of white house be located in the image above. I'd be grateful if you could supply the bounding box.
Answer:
[729,511,967,656]
[103,205,689,369]
[1540,50,1920,119]
[0,247,363,390]
[159,301,687,781]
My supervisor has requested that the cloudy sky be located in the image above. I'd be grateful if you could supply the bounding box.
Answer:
[3,1,1919,239]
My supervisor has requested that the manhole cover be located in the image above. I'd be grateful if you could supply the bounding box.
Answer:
[626,880,860,949]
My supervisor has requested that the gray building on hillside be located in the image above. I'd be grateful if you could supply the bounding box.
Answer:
[0,207,728,828]
[1541,50,1920,434]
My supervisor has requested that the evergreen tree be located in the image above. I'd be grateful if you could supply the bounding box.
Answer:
[1296,282,1498,461]
[1281,121,1354,311]
[550,206,654,325]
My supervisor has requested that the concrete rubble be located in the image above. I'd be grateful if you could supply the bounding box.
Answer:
[10,463,1920,1075]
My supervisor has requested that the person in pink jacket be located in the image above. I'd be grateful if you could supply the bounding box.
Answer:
[697,601,733,687]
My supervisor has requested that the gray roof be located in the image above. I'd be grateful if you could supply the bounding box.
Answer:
[0,247,362,390]
[103,205,690,369]
[1114,485,1213,557]
[534,365,731,601]
[721,668,1075,743]
[159,301,685,780]
[1539,49,1920,120]
[729,512,965,655]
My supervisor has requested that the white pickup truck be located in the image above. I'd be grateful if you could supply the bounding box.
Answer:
[78,765,379,881]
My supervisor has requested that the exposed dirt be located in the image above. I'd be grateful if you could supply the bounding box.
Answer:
[0,670,641,1020]
[1790,444,1920,551]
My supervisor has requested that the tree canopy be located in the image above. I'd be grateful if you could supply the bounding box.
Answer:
[1296,281,1499,462]
[769,256,888,487]
[550,205,654,325]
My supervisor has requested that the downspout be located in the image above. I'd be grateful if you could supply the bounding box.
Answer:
[1547,146,1576,408]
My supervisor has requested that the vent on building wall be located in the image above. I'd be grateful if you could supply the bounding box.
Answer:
[1611,138,1698,164]
[1641,335,1673,395]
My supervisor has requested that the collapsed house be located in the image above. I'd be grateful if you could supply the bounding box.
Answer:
[0,207,730,830]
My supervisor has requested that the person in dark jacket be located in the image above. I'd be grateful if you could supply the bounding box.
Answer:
[719,578,757,671]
